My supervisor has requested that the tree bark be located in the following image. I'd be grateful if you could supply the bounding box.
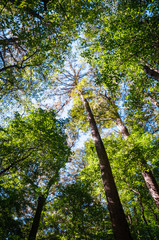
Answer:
[143,65,159,81]
[80,92,132,240]
[114,112,159,210]
[115,116,130,139]
[142,170,159,209]
[28,195,46,240]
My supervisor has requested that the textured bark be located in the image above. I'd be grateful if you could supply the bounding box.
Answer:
[107,97,130,139]
[143,65,159,81]
[28,195,46,240]
[142,170,159,209]
[115,116,130,139]
[80,93,132,240]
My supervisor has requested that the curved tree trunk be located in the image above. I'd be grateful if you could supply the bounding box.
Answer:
[115,111,159,210]
[28,195,46,240]
[80,92,132,240]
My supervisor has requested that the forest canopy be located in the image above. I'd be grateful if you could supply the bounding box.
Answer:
[0,0,159,239]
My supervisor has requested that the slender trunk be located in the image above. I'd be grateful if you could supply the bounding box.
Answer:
[143,65,159,81]
[28,176,58,240]
[80,92,132,240]
[115,116,130,139]
[115,113,159,210]
[142,170,159,209]
[28,195,46,240]
[133,206,141,236]
[138,196,154,240]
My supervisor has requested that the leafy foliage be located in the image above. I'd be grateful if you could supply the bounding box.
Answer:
[0,0,159,239]
[38,181,113,240]
[80,132,159,239]
[0,108,71,239]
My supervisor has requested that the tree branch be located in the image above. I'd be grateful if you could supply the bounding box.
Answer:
[0,149,35,175]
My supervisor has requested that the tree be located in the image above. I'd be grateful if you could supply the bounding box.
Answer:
[80,0,158,134]
[88,92,159,209]
[48,62,132,239]
[82,0,159,79]
[50,58,158,237]
[79,0,159,208]
[37,181,113,239]
[81,135,159,239]
[0,0,104,101]
[0,108,71,239]
[78,91,132,239]
[1,1,158,238]
[60,60,159,210]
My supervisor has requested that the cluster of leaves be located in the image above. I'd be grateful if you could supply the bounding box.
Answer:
[0,0,105,105]
[37,181,113,240]
[81,0,159,132]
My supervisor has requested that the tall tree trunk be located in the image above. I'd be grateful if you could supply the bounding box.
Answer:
[80,92,132,240]
[142,170,159,209]
[28,195,46,240]
[115,115,130,139]
[115,112,159,210]
[143,65,159,81]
